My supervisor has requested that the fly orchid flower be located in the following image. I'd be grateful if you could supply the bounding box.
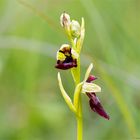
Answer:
[55,44,79,70]
[81,64,109,120]
[85,75,110,120]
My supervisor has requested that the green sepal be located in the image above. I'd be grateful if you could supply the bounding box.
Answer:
[57,72,76,113]
[82,82,101,93]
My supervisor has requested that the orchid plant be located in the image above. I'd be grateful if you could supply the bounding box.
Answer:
[55,12,109,140]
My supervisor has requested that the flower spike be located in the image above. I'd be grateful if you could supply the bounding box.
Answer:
[56,12,110,140]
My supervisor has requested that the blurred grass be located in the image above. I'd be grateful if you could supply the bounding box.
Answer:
[0,0,140,140]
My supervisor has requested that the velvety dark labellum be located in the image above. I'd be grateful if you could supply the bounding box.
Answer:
[87,93,110,120]
[55,60,77,70]
[55,46,77,70]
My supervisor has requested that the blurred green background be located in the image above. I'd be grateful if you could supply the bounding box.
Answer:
[0,0,140,140]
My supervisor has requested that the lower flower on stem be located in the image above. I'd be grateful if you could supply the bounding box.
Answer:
[86,75,110,120]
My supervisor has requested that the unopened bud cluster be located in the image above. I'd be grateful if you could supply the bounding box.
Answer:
[60,12,81,38]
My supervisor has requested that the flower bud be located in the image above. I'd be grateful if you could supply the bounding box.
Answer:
[70,20,81,38]
[60,12,71,29]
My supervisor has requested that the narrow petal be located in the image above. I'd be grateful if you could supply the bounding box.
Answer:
[83,63,93,82]
[87,93,110,120]
[86,75,97,82]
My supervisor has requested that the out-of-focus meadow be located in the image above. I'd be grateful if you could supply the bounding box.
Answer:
[0,0,140,140]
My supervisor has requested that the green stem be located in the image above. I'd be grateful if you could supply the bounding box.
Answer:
[69,29,83,140]
[77,97,83,140]
[74,58,83,140]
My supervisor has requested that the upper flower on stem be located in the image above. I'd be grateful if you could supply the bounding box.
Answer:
[55,44,79,70]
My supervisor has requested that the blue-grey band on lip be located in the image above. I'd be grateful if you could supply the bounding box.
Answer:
[55,59,77,70]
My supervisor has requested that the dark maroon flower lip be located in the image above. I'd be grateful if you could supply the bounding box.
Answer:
[87,93,110,120]
[55,60,77,70]
[86,75,110,120]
